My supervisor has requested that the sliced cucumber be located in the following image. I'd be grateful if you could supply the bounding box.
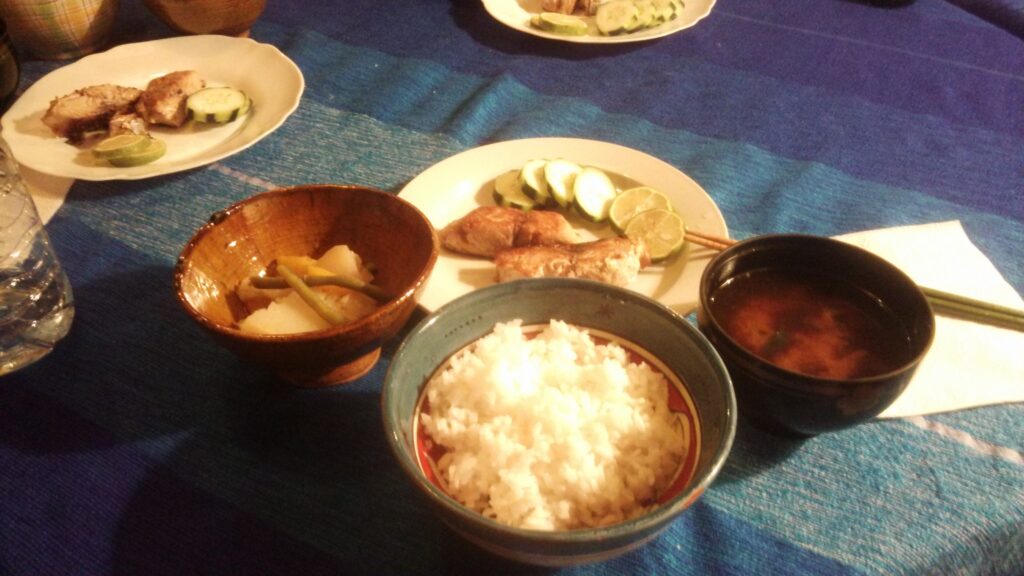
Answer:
[623,1,649,32]
[544,159,582,208]
[634,0,657,28]
[519,158,551,205]
[669,0,684,19]
[493,169,536,210]
[624,12,644,32]
[651,0,676,22]
[572,166,618,222]
[187,87,252,124]
[595,0,639,35]
[647,0,666,24]
[535,12,588,36]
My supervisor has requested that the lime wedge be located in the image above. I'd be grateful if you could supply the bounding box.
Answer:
[623,208,686,262]
[609,186,673,233]
[106,137,167,167]
[91,134,151,159]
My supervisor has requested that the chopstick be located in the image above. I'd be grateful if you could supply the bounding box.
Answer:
[682,230,1024,332]
[919,287,1024,332]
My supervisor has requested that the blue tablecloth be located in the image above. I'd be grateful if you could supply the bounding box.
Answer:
[2,1,1022,574]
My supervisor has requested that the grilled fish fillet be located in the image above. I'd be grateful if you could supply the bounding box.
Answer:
[541,0,603,14]
[495,237,651,287]
[135,70,206,127]
[41,84,143,142]
[440,206,580,258]
[542,0,578,14]
[108,112,149,136]
[580,0,605,14]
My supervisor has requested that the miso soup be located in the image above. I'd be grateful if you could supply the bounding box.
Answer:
[708,269,912,380]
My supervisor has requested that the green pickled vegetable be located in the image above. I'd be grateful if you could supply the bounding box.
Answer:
[275,265,346,325]
[251,273,390,302]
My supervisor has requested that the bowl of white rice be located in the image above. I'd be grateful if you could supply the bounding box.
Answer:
[382,278,736,566]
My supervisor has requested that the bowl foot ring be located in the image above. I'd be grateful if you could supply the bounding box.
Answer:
[278,348,382,388]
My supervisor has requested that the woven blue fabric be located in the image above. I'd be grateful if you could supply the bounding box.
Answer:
[2,1,1022,574]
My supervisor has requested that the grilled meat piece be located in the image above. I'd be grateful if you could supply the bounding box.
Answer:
[41,84,143,142]
[495,237,651,287]
[542,0,578,14]
[107,112,149,137]
[440,206,580,258]
[135,70,206,127]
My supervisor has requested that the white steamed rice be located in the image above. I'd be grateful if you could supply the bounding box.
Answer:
[420,319,686,531]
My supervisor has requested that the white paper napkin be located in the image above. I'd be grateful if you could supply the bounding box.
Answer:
[22,165,73,224]
[835,221,1024,418]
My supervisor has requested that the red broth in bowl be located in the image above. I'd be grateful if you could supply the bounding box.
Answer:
[708,269,913,380]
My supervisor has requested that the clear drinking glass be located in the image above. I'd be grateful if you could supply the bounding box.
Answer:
[0,137,75,375]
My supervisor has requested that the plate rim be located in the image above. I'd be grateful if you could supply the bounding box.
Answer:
[480,0,717,44]
[0,34,305,181]
[398,136,728,312]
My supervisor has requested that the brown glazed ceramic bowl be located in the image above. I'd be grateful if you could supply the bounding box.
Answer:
[174,185,439,387]
[144,0,266,37]
[697,234,934,436]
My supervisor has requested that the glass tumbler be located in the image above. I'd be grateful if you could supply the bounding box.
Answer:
[0,138,74,376]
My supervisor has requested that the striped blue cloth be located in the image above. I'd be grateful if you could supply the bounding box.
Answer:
[2,0,1022,574]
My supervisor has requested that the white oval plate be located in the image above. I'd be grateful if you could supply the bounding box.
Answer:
[481,0,716,44]
[0,35,304,181]
[399,137,727,313]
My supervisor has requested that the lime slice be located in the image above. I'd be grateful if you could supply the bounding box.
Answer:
[623,208,686,262]
[537,12,588,36]
[106,138,167,167]
[91,134,151,159]
[609,186,673,233]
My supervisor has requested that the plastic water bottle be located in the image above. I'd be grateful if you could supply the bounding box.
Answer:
[0,137,74,375]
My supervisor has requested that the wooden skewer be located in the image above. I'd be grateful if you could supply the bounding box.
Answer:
[685,230,736,251]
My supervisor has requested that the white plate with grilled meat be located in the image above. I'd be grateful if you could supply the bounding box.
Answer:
[399,137,727,313]
[481,0,715,44]
[0,35,303,181]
